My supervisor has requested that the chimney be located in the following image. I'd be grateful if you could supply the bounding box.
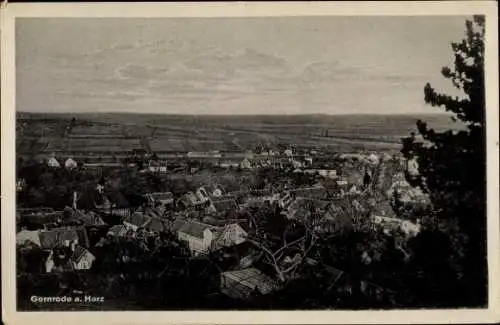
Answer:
[73,191,78,210]
[70,240,77,252]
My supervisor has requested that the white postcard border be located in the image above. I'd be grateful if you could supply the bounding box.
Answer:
[1,2,499,324]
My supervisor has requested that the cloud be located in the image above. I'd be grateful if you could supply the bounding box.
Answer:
[108,50,429,106]
[301,62,363,82]
[300,61,427,84]
[18,44,435,115]
[186,48,289,78]
[103,49,298,101]
[115,63,170,80]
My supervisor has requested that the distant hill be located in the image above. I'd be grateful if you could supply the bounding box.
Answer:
[17,112,460,132]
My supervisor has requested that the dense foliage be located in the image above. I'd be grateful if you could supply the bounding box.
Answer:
[401,15,487,307]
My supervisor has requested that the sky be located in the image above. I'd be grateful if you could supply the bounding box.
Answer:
[16,16,469,115]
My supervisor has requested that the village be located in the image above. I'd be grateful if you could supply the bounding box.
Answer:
[16,141,429,309]
[7,10,489,316]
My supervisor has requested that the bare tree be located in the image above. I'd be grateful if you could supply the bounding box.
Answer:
[246,202,321,283]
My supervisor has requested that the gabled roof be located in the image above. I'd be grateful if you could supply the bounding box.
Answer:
[68,209,106,226]
[172,219,217,239]
[107,224,130,237]
[221,268,279,295]
[180,191,201,206]
[124,212,152,228]
[65,157,77,165]
[247,189,273,197]
[285,197,330,221]
[283,198,295,211]
[211,198,238,214]
[144,217,169,233]
[212,223,249,250]
[199,184,226,195]
[39,228,79,249]
[287,186,328,200]
[47,157,60,167]
[367,153,380,164]
[170,219,185,232]
[146,192,174,201]
[16,230,41,246]
[71,246,92,264]
[237,220,253,234]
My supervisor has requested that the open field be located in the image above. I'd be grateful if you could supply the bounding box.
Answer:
[16,112,462,157]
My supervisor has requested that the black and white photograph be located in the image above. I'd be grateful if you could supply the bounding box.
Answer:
[1,2,499,324]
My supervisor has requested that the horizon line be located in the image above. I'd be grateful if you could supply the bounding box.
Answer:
[16,111,450,117]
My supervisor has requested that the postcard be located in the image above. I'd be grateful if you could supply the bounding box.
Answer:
[1,1,499,324]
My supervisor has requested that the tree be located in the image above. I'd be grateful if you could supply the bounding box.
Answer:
[401,15,486,307]
[247,228,317,283]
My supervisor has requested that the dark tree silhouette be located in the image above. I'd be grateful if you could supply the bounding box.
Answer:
[401,15,486,307]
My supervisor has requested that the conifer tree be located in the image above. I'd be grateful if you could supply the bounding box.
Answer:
[401,15,486,306]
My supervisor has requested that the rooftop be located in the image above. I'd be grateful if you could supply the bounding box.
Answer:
[107,224,130,237]
[147,192,174,200]
[172,219,219,239]
[71,245,91,263]
[285,197,331,220]
[287,185,328,200]
[67,209,106,226]
[144,217,169,233]
[124,212,152,228]
[16,229,41,246]
[211,198,239,214]
[39,228,80,249]
[222,268,280,295]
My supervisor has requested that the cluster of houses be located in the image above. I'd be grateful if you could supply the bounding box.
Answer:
[47,155,78,170]
[17,216,98,273]
[38,149,395,175]
[113,210,249,257]
[17,147,424,302]
[17,173,422,297]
